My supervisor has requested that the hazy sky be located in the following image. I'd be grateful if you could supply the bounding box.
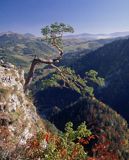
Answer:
[0,0,129,35]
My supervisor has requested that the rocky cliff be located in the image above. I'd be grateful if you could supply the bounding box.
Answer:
[0,63,46,155]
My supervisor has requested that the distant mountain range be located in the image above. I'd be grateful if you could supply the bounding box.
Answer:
[1,30,129,40]
[0,31,55,68]
[0,31,117,67]
[0,31,36,38]
[65,31,129,40]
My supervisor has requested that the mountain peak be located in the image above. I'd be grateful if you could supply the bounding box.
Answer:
[0,32,36,39]
[24,33,36,38]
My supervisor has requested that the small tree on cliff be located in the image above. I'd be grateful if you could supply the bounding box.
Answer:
[24,22,104,96]
[24,22,74,91]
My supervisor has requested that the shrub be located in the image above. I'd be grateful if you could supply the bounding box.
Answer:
[11,122,92,160]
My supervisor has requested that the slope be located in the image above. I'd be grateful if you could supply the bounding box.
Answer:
[63,38,129,122]
[50,96,129,160]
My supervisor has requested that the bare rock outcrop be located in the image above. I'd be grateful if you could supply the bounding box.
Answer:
[0,65,46,153]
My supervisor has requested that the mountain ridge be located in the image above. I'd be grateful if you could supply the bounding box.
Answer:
[61,37,129,123]
[1,30,129,40]
[64,31,129,40]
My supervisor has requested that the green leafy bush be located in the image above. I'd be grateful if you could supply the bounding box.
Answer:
[11,122,92,160]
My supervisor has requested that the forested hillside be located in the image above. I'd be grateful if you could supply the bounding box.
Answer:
[0,32,55,69]
[50,96,129,160]
[61,38,129,122]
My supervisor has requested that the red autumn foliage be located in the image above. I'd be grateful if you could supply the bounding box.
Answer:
[91,134,119,160]
[78,135,96,145]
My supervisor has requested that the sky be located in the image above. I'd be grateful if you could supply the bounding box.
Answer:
[0,0,129,36]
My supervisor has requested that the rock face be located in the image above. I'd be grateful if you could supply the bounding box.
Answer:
[0,65,45,152]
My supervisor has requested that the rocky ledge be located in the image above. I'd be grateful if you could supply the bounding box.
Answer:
[0,64,46,153]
